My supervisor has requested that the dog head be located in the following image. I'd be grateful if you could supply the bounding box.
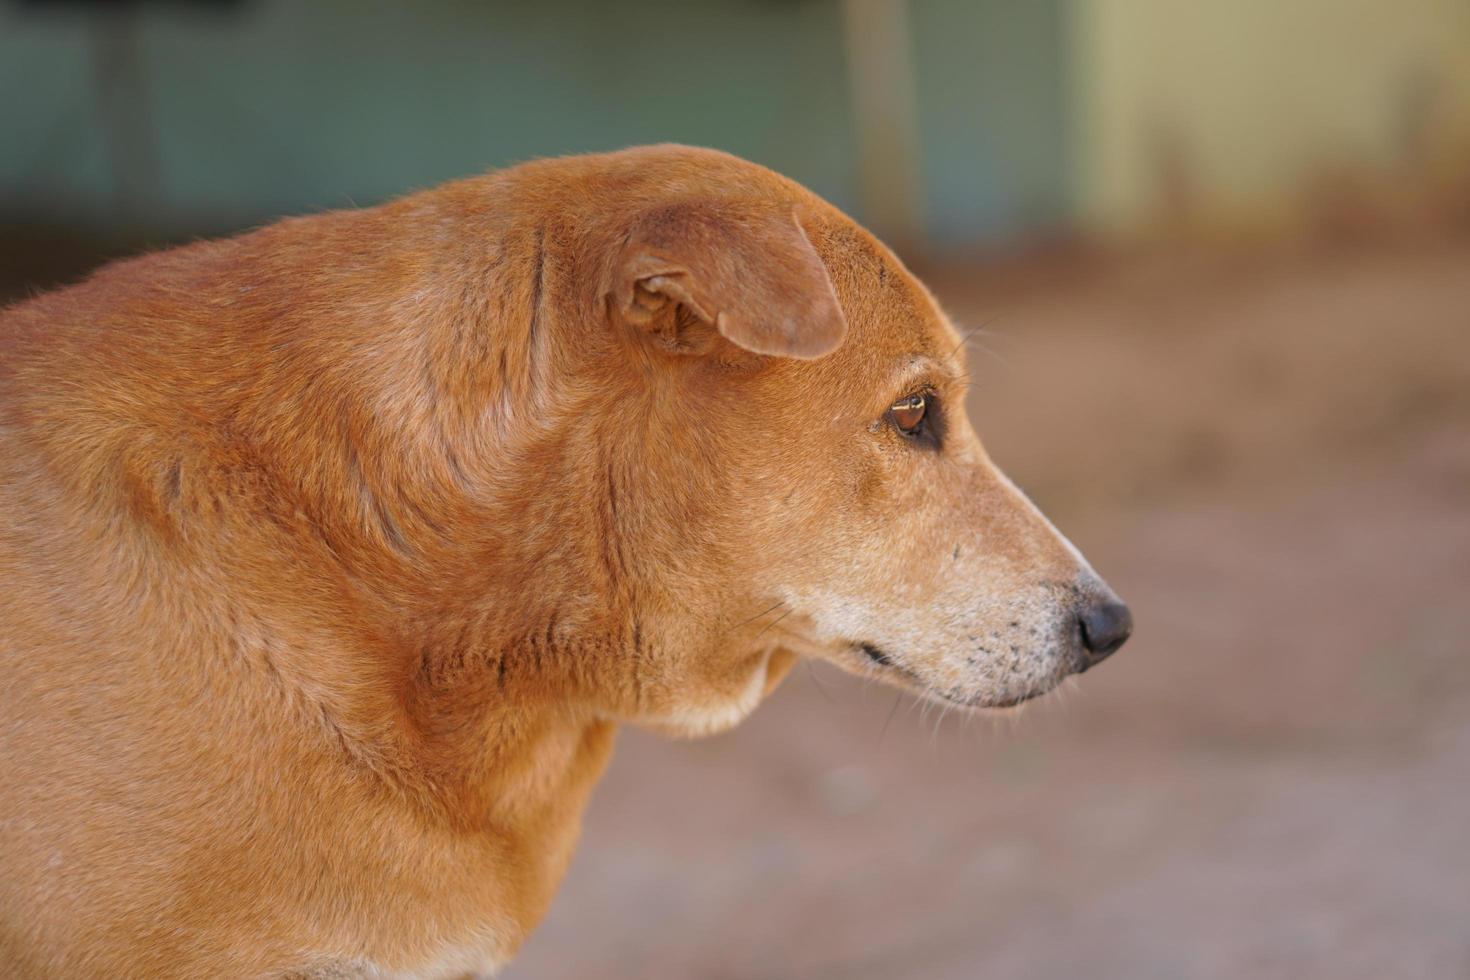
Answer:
[387,146,1129,738]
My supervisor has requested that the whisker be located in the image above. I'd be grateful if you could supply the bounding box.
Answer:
[945,324,986,362]
[877,690,905,748]
[931,700,948,746]
[752,607,794,640]
[804,660,837,706]
[947,318,1017,374]
[968,340,1014,373]
[723,600,784,637]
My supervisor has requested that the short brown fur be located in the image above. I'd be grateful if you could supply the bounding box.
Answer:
[0,146,1122,977]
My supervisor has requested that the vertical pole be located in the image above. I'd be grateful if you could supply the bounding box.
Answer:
[91,5,161,224]
[842,0,925,253]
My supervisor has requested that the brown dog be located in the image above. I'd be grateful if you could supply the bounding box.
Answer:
[0,145,1130,977]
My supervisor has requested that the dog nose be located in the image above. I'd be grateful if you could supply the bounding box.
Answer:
[1077,597,1132,665]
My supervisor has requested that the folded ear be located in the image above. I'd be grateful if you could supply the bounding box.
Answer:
[613,203,848,360]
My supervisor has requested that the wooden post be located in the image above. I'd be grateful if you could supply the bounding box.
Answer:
[842,0,925,253]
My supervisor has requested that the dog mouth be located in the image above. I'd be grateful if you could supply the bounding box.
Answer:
[856,642,899,670]
[851,641,1056,709]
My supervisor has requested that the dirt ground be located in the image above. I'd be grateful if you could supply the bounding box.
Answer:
[507,239,1470,979]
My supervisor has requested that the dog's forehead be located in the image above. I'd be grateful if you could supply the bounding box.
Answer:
[770,267,962,415]
[827,235,963,377]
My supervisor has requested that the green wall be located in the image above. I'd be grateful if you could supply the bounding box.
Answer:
[0,0,1071,247]
[911,0,1075,241]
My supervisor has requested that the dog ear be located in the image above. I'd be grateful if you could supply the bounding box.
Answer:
[614,203,848,360]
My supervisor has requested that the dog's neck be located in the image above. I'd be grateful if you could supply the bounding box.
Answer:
[12,190,629,785]
[11,195,657,936]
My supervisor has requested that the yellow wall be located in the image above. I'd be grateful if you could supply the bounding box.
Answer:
[1073,0,1470,237]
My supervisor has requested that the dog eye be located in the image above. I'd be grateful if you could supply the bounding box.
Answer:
[889,393,927,435]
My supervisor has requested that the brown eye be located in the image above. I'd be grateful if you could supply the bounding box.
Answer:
[889,392,927,434]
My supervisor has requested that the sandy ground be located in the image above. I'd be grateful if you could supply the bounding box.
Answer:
[507,239,1470,979]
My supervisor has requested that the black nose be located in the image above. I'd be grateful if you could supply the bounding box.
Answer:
[1078,598,1133,665]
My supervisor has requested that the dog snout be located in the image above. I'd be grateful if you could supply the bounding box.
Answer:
[1075,592,1132,668]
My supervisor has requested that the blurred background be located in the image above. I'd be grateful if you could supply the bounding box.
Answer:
[4,1,1470,977]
